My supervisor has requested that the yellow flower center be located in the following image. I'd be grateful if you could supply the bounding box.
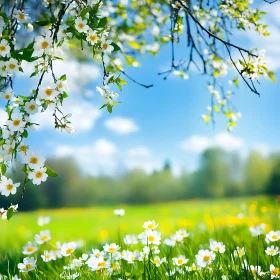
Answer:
[30,157,38,164]
[108,247,116,253]
[203,255,211,262]
[272,268,280,276]
[25,264,32,269]
[103,43,108,50]
[29,104,36,110]
[8,63,16,69]
[177,259,184,265]
[0,45,6,51]
[66,248,74,254]
[20,145,27,152]
[78,23,85,29]
[35,171,43,179]
[153,259,159,264]
[90,35,97,41]
[19,13,25,20]
[8,147,13,154]
[41,41,49,49]
[269,250,275,254]
[147,224,155,230]
[96,252,100,257]
[41,235,49,241]
[97,261,106,267]
[148,235,155,242]
[27,247,35,252]
[272,235,278,240]
[13,119,20,126]
[45,88,53,96]
[6,184,13,191]
[4,94,10,100]
[215,246,220,251]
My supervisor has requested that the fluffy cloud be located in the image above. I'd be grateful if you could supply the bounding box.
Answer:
[104,117,139,134]
[180,132,244,153]
[127,147,150,157]
[20,59,100,96]
[31,98,101,132]
[54,139,118,176]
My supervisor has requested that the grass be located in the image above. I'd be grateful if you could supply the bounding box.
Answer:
[0,196,280,279]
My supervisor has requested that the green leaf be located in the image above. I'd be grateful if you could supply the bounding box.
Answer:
[1,164,7,175]
[46,167,58,177]
[7,208,14,221]
[99,104,107,110]
[61,92,68,98]
[35,20,50,26]
[80,7,90,19]
[107,105,112,113]
[233,77,239,87]
[268,71,277,83]
[111,42,121,52]
[98,17,107,28]
[60,74,67,81]
[22,130,28,138]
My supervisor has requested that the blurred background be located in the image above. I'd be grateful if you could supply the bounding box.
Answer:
[1,3,280,212]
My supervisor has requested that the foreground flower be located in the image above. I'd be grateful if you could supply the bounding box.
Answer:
[75,17,89,33]
[172,255,189,266]
[270,264,280,279]
[86,256,109,271]
[18,257,36,272]
[22,242,38,255]
[0,39,10,56]
[0,176,20,197]
[34,230,52,244]
[103,243,120,253]
[210,240,226,253]
[28,167,48,185]
[41,250,55,262]
[266,231,280,242]
[233,247,246,258]
[143,220,158,230]
[265,245,279,256]
[22,151,45,169]
[61,242,76,256]
[139,230,161,245]
[195,249,215,267]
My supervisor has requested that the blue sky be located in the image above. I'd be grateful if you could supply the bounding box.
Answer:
[1,3,280,176]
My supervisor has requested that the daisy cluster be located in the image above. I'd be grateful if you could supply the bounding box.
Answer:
[1,214,279,280]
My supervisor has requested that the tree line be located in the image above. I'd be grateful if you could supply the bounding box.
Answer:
[1,147,279,211]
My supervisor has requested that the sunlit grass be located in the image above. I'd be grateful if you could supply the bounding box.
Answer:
[0,196,279,279]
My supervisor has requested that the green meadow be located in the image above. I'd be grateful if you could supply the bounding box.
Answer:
[1,196,280,279]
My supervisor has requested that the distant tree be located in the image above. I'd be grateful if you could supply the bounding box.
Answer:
[244,151,272,195]
[266,160,280,196]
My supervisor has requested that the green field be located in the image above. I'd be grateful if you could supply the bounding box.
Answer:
[1,196,280,279]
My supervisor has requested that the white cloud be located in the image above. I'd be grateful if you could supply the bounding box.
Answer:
[32,98,101,132]
[128,147,150,157]
[180,132,244,153]
[54,139,118,176]
[104,117,139,134]
[0,109,7,126]
[20,59,100,96]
